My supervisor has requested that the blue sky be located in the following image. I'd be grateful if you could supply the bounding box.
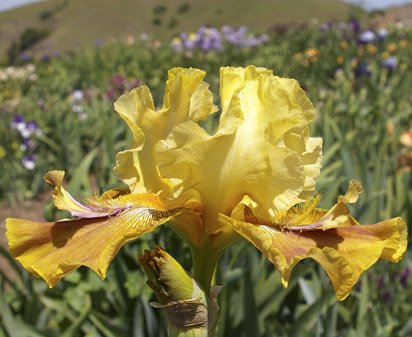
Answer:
[0,0,45,12]
[0,0,412,12]
[344,0,412,10]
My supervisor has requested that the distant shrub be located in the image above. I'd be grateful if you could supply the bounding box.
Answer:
[153,4,167,15]
[39,0,70,20]
[38,9,53,21]
[19,27,50,51]
[6,27,50,64]
[177,2,190,14]
[6,41,20,64]
[152,18,162,26]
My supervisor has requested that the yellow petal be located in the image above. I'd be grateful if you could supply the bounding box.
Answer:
[44,170,97,216]
[340,179,363,203]
[44,170,130,218]
[224,209,407,300]
[219,66,272,114]
[156,66,321,237]
[284,133,323,196]
[114,68,217,195]
[5,194,180,287]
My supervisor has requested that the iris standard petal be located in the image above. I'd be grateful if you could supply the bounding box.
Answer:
[114,68,217,195]
[5,195,180,287]
[156,66,322,236]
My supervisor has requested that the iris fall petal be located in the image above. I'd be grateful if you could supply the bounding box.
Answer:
[224,183,407,300]
[6,193,180,287]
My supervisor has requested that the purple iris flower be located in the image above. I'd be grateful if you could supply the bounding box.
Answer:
[400,267,410,288]
[171,38,184,53]
[355,63,371,77]
[11,115,24,125]
[320,21,334,32]
[11,115,26,132]
[180,32,198,50]
[20,138,32,151]
[377,28,388,41]
[350,18,361,33]
[197,27,222,52]
[172,25,268,53]
[222,25,248,46]
[381,290,392,302]
[376,276,385,289]
[26,120,38,130]
[20,52,32,62]
[222,25,268,47]
[245,37,261,47]
[20,121,38,139]
[22,155,36,170]
[382,56,398,70]
[358,30,375,44]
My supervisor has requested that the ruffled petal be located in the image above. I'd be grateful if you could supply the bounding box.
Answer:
[225,182,407,300]
[156,66,321,236]
[226,215,406,300]
[5,194,180,287]
[114,68,217,195]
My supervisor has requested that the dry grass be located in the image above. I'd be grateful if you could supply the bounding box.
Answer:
[387,3,412,21]
[0,0,363,58]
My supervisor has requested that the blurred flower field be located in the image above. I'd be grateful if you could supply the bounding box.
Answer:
[0,20,412,337]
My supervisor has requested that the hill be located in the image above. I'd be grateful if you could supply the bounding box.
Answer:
[0,0,363,60]
[387,3,412,20]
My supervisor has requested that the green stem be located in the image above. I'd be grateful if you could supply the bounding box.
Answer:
[190,241,222,337]
[191,243,220,294]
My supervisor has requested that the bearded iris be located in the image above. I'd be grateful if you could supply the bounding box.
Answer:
[6,66,407,307]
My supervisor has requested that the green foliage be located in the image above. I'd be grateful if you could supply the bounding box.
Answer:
[0,21,411,336]
[19,27,50,51]
[38,0,70,21]
[153,4,167,15]
[176,2,191,15]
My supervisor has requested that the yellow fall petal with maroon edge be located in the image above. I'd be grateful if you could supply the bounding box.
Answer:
[5,171,180,287]
[223,181,407,300]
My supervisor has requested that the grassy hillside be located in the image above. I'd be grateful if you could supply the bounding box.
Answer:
[387,3,412,20]
[0,0,363,59]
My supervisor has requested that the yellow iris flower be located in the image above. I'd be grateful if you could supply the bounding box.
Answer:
[6,66,407,300]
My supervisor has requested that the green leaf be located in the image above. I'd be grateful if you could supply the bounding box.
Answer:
[60,294,92,337]
[288,292,334,336]
[67,148,98,197]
